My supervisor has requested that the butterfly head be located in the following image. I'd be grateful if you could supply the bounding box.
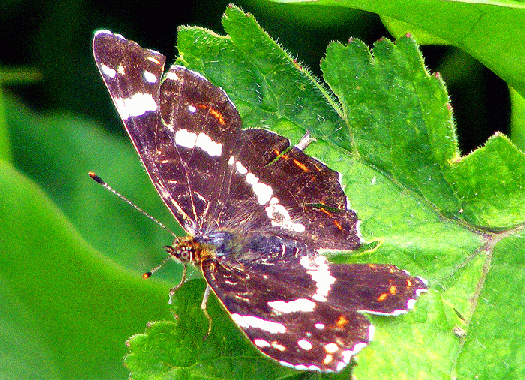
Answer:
[165,236,214,265]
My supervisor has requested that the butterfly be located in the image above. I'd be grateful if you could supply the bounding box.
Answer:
[92,30,427,373]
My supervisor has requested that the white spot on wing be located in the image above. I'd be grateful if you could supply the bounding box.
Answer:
[143,71,158,83]
[175,129,197,149]
[254,339,271,348]
[265,197,305,232]
[315,323,325,330]
[196,132,222,156]
[146,56,161,64]
[100,64,116,78]
[231,314,286,334]
[324,342,338,353]
[337,351,354,371]
[297,339,313,350]
[114,93,157,120]
[267,298,315,314]
[271,342,286,352]
[174,129,222,156]
[236,161,248,175]
[188,104,197,113]
[231,160,306,234]
[165,71,180,81]
[244,173,273,205]
[300,256,335,302]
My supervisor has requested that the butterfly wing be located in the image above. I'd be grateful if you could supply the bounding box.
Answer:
[202,249,426,372]
[94,30,428,374]
[94,31,362,248]
[229,128,360,251]
[93,31,243,233]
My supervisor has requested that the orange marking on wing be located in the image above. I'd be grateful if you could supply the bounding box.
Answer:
[293,158,309,172]
[336,315,349,328]
[377,293,388,302]
[320,208,333,216]
[389,285,397,295]
[196,104,225,125]
[333,220,343,230]
[209,108,225,125]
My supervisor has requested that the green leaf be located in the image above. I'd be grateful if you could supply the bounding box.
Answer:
[445,133,525,227]
[381,16,449,45]
[271,0,525,100]
[455,233,525,378]
[510,88,525,152]
[321,37,460,215]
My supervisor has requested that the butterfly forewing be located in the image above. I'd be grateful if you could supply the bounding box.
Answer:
[157,66,243,231]
[231,128,360,250]
[94,31,243,232]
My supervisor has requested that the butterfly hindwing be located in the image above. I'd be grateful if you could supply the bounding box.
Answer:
[202,240,425,372]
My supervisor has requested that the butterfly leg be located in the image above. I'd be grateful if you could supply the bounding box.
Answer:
[295,130,315,151]
[169,263,187,305]
[200,285,212,339]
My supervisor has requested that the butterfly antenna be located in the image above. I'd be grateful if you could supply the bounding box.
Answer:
[88,171,178,239]
[142,254,174,279]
